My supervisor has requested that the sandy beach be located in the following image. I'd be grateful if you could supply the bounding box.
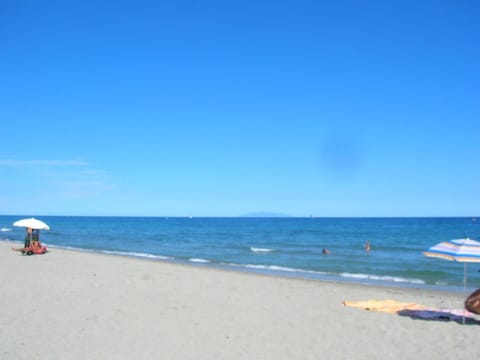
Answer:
[1,241,479,360]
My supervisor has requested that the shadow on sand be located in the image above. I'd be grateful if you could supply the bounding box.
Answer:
[397,309,480,325]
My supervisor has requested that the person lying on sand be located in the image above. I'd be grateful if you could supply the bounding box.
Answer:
[12,246,27,252]
[12,240,42,252]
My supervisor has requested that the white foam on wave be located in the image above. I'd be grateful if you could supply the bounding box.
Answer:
[243,264,323,274]
[189,258,210,263]
[232,263,426,286]
[340,272,425,285]
[102,250,171,260]
[250,247,275,253]
[1,228,12,232]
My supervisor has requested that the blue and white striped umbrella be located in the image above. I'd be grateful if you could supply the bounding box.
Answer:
[423,238,480,262]
[423,238,480,323]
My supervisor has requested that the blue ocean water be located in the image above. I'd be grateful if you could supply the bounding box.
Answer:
[1,216,479,292]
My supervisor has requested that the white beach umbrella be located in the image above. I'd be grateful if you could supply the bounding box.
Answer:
[13,218,50,230]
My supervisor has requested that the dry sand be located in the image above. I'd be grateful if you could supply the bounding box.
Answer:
[1,241,479,360]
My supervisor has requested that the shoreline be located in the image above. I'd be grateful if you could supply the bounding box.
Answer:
[2,216,477,293]
[5,239,469,294]
[2,240,473,301]
[1,241,479,359]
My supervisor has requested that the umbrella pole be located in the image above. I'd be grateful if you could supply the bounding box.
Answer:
[463,263,467,324]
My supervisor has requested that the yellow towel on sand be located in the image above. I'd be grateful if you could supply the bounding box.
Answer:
[342,299,426,313]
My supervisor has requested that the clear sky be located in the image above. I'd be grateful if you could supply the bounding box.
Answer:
[1,0,479,217]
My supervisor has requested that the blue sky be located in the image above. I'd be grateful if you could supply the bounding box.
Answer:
[1,0,479,217]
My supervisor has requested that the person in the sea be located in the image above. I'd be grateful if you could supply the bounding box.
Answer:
[322,248,330,255]
[364,240,371,253]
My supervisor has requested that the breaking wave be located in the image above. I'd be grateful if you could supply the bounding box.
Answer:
[250,247,275,253]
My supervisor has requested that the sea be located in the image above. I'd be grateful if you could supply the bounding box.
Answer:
[1,216,479,292]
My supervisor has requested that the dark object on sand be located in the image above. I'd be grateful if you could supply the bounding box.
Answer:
[465,288,480,314]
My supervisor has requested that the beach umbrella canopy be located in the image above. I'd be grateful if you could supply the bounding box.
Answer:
[13,218,50,230]
[423,238,480,263]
